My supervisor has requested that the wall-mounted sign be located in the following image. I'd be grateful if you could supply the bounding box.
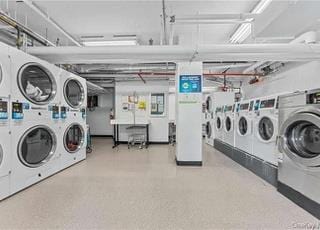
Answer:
[179,75,202,93]
[151,93,165,115]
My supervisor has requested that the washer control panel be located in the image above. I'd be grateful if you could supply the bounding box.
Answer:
[0,101,8,120]
[12,102,23,120]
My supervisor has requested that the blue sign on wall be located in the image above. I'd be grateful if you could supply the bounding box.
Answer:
[179,75,202,93]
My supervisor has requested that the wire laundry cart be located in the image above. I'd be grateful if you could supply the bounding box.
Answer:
[126,125,147,149]
[169,122,176,145]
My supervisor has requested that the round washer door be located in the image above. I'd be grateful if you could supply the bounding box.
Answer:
[225,115,233,132]
[18,125,57,168]
[216,116,222,131]
[64,79,85,109]
[18,63,57,105]
[206,121,212,138]
[279,112,320,167]
[64,123,85,153]
[206,96,212,112]
[258,116,277,142]
[238,116,251,136]
[0,64,3,88]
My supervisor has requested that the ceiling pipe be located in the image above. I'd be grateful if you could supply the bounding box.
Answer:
[161,0,168,45]
[22,0,81,47]
[0,10,55,47]
[243,31,318,74]
[27,43,320,64]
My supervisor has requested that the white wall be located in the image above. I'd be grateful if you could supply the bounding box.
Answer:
[115,80,169,142]
[242,61,320,99]
[87,93,114,136]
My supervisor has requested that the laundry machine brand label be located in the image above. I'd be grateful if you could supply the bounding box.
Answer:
[23,103,30,110]
[12,102,23,120]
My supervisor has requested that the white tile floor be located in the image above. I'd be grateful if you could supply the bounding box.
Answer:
[0,137,318,229]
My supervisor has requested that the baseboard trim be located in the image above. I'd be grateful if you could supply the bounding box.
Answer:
[176,159,202,166]
[278,181,320,220]
[214,139,278,187]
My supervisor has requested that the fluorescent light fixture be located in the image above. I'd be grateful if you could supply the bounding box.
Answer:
[230,0,272,43]
[83,40,138,46]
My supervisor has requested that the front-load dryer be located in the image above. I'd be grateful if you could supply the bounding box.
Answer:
[214,106,224,141]
[9,46,61,122]
[234,100,255,155]
[223,104,235,147]
[59,120,87,170]
[252,95,279,165]
[277,89,320,219]
[10,121,61,195]
[0,98,11,201]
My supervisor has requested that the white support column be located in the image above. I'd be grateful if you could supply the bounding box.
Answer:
[175,62,203,166]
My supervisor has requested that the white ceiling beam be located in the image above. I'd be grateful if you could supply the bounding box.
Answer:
[27,44,320,64]
[22,0,81,46]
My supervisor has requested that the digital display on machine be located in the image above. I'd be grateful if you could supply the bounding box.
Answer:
[249,101,254,111]
[307,92,320,104]
[216,107,222,113]
[12,102,23,120]
[225,105,233,112]
[52,106,59,119]
[254,100,260,111]
[260,99,275,109]
[240,103,249,110]
[0,101,8,120]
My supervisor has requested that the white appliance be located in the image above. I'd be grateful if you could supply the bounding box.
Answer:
[234,99,255,154]
[0,42,11,200]
[9,46,61,122]
[252,95,279,165]
[205,120,214,146]
[223,104,235,147]
[0,98,11,200]
[59,71,87,169]
[10,121,61,194]
[214,106,224,141]
[278,89,320,219]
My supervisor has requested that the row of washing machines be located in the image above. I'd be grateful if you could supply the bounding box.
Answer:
[0,42,87,201]
[204,90,320,219]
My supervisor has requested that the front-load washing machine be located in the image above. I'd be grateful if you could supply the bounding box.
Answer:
[205,120,214,146]
[234,99,255,155]
[9,46,61,122]
[59,71,87,170]
[252,95,279,165]
[277,89,320,219]
[0,98,11,200]
[10,121,61,194]
[214,106,224,141]
[223,104,235,147]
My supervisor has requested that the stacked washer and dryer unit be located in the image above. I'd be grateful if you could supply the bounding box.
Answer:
[0,42,87,200]
[204,94,214,146]
[0,43,11,200]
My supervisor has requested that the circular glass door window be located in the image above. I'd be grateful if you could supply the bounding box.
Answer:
[238,117,248,135]
[64,124,85,153]
[216,117,221,129]
[18,63,56,105]
[286,121,320,159]
[206,121,212,138]
[64,79,84,108]
[259,117,274,141]
[19,126,56,168]
[206,97,212,111]
[0,64,3,86]
[225,116,232,132]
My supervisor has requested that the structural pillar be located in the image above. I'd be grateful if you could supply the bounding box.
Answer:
[175,62,203,166]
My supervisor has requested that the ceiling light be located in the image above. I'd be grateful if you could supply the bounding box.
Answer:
[230,0,272,43]
[83,40,138,46]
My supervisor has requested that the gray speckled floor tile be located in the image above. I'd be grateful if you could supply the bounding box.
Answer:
[0,138,318,229]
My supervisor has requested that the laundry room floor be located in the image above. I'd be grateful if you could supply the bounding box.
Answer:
[0,137,318,229]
